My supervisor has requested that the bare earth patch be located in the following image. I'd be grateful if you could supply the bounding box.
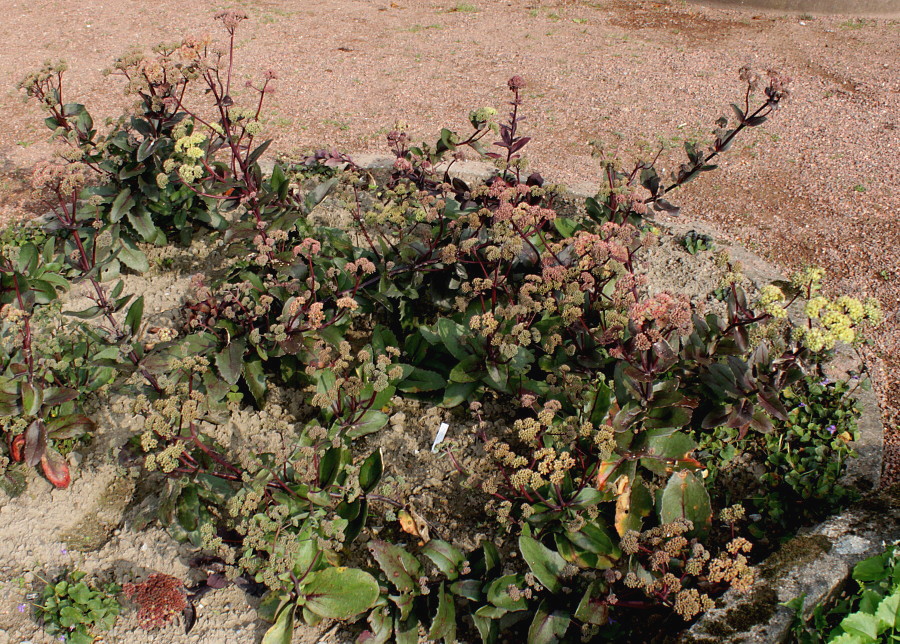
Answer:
[0,0,897,641]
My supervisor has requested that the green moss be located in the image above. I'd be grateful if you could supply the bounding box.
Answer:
[724,586,778,631]
[761,534,832,580]
[683,586,779,641]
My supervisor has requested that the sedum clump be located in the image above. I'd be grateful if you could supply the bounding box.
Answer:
[3,11,883,643]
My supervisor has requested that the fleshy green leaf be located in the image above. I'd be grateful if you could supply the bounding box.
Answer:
[125,296,144,336]
[428,583,457,642]
[216,337,247,385]
[369,541,422,593]
[22,381,42,416]
[261,600,295,644]
[300,567,380,620]
[45,414,94,440]
[484,574,527,611]
[109,188,133,222]
[397,367,446,393]
[440,381,478,408]
[658,470,713,537]
[359,448,383,494]
[243,359,267,406]
[346,409,388,439]
[127,208,159,242]
[519,535,567,593]
[575,580,609,625]
[421,540,465,581]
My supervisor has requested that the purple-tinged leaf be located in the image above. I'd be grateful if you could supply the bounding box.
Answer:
[758,389,789,422]
[42,387,79,407]
[183,603,197,634]
[206,573,229,589]
[24,419,46,467]
[428,583,457,641]
[46,415,94,440]
[368,540,421,593]
[509,137,531,154]
[527,599,571,644]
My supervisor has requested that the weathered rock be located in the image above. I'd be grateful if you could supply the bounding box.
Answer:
[682,485,900,643]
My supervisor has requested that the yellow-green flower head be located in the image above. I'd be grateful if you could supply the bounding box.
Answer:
[819,309,847,331]
[791,266,826,290]
[836,296,865,323]
[758,284,787,318]
[804,296,828,319]
[836,327,855,344]
[470,106,498,131]
[803,327,828,352]
[864,298,883,325]
[178,163,204,183]
[174,131,207,153]
[759,284,784,305]
[172,119,193,141]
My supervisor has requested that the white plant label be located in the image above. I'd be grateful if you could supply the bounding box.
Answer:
[431,422,450,453]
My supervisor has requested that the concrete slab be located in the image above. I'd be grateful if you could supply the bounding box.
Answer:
[690,0,900,18]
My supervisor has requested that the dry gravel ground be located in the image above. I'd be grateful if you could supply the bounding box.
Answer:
[0,0,897,638]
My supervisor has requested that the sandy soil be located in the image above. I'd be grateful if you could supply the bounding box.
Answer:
[0,0,897,641]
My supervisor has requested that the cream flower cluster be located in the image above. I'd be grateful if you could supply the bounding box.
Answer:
[794,294,882,352]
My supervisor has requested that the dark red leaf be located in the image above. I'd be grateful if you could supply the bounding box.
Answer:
[10,434,25,462]
[509,137,531,154]
[758,389,789,422]
[206,573,229,589]
[183,603,197,634]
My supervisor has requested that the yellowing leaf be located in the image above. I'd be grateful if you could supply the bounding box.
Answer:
[614,476,631,537]
[398,509,430,544]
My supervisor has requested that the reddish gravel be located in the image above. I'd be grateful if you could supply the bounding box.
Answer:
[0,0,897,482]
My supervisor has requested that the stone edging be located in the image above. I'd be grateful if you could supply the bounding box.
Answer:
[689,0,900,19]
[681,485,900,642]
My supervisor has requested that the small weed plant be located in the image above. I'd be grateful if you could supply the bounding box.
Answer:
[34,569,121,644]
[0,12,884,643]
[681,230,714,255]
[698,374,863,543]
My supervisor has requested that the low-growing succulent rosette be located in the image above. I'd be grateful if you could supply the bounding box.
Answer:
[123,573,187,630]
